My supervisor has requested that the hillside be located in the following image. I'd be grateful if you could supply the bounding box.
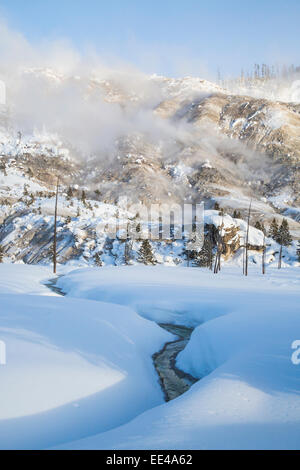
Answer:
[0,69,299,267]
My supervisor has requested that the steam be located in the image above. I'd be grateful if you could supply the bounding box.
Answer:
[0,19,282,186]
[0,20,182,154]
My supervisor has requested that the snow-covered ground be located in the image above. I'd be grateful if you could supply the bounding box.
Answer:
[227,78,300,104]
[57,265,300,325]
[0,264,170,449]
[0,263,300,449]
[0,263,54,295]
[56,265,300,450]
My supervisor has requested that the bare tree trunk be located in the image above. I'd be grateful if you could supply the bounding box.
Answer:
[209,235,213,271]
[53,177,59,274]
[214,240,222,273]
[278,245,282,269]
[213,246,219,273]
[214,220,224,274]
[245,200,252,276]
[217,246,221,272]
[241,237,245,275]
[262,234,266,275]
[124,223,130,266]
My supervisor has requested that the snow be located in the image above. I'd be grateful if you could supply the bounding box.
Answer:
[264,109,285,130]
[201,159,212,169]
[150,75,225,101]
[0,261,300,449]
[0,263,55,295]
[204,210,265,246]
[0,127,71,162]
[0,264,170,449]
[171,163,193,180]
[228,78,300,104]
[0,166,46,197]
[55,265,300,450]
[57,264,300,323]
[213,189,276,214]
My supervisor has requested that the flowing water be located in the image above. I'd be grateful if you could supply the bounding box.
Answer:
[45,276,66,296]
[45,278,198,402]
[153,324,198,402]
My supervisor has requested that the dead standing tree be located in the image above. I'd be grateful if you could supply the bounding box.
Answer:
[208,230,214,271]
[240,235,245,275]
[214,219,224,274]
[53,177,59,274]
[124,222,133,265]
[262,232,266,275]
[244,199,252,276]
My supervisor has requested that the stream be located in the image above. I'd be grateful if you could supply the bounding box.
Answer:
[153,324,197,401]
[45,277,198,402]
[45,276,66,296]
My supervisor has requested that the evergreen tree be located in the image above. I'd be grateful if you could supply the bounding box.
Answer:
[194,236,214,268]
[233,210,242,219]
[67,187,73,200]
[0,161,7,175]
[94,251,103,267]
[81,190,86,204]
[278,219,292,247]
[268,218,279,241]
[130,221,142,241]
[138,240,156,265]
[277,219,292,269]
[124,239,133,266]
[0,245,3,263]
[254,221,266,234]
[214,202,220,211]
[254,220,262,231]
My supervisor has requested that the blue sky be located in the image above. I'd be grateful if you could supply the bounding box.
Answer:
[0,0,299,78]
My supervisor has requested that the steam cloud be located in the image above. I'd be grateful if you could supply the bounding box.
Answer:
[0,19,286,186]
[0,20,198,157]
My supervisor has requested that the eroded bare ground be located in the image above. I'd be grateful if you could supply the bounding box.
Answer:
[153,324,198,402]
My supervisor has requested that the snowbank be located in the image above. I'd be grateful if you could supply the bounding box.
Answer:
[1,263,300,449]
[57,265,300,326]
[71,336,300,449]
[205,210,265,246]
[0,291,170,449]
[56,265,300,450]
[177,297,300,378]
[0,263,55,295]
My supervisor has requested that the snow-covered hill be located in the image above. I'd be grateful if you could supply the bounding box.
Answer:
[0,67,299,268]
